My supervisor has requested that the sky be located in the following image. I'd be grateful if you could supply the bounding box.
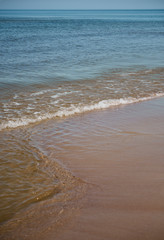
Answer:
[0,0,164,10]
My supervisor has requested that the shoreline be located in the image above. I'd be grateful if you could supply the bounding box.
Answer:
[0,97,164,239]
[1,92,164,132]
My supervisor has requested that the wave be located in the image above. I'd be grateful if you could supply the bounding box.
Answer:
[1,92,164,131]
[51,91,80,99]
[30,89,57,96]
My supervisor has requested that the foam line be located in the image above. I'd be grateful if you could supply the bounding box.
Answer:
[1,92,164,131]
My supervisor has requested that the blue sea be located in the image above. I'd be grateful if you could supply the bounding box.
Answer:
[0,10,164,129]
[0,10,164,226]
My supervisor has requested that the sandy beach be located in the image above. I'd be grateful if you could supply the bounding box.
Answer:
[1,97,164,240]
[54,97,164,240]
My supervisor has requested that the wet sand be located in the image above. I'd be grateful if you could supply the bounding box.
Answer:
[55,97,164,240]
[1,97,164,240]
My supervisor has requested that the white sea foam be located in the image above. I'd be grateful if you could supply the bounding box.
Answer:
[50,99,60,105]
[12,102,22,106]
[30,89,56,96]
[51,91,80,99]
[13,94,18,99]
[0,92,164,131]
[51,92,70,98]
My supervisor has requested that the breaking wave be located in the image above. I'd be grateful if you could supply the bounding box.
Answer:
[0,92,164,131]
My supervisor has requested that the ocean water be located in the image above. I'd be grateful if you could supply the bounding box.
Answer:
[1,10,164,130]
[0,10,164,224]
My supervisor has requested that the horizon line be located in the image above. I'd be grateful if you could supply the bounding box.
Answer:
[0,8,164,11]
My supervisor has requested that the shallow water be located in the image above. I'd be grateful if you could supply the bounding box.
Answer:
[0,10,164,225]
[0,68,164,130]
